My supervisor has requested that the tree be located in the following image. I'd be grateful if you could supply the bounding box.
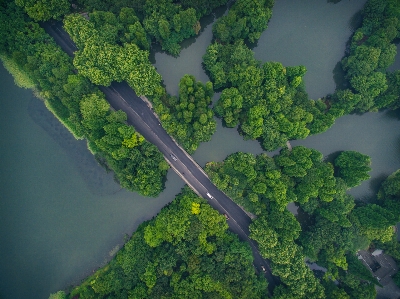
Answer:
[350,204,396,242]
[16,0,70,21]
[334,151,371,188]
[155,75,216,153]
[212,0,273,44]
[48,291,66,299]
[214,87,243,128]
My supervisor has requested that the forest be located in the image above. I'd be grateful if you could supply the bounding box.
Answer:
[0,0,400,298]
[204,0,400,150]
[205,148,400,298]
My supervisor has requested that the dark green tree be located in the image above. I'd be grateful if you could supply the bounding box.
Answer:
[334,151,371,188]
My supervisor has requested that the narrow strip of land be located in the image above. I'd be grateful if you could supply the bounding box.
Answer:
[41,20,279,291]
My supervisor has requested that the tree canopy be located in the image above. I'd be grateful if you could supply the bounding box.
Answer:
[66,188,268,299]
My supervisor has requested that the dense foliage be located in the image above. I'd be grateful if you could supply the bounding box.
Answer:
[334,151,371,188]
[205,0,400,151]
[250,211,325,299]
[330,0,400,112]
[66,188,268,299]
[151,75,216,153]
[0,1,168,196]
[204,146,340,215]
[203,0,341,150]
[64,13,162,95]
[204,148,396,298]
[74,0,229,55]
[15,0,70,21]
[63,11,217,153]
[212,0,274,44]
[204,41,335,150]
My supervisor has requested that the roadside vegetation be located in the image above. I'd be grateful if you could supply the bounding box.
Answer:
[152,74,216,153]
[63,7,216,153]
[0,1,168,196]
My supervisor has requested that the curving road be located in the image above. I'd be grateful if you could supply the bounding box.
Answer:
[41,21,279,292]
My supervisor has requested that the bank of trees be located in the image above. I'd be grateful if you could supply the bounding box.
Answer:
[204,147,395,298]
[203,0,340,151]
[64,188,268,298]
[205,0,400,151]
[15,0,70,21]
[63,11,217,153]
[15,0,230,55]
[329,0,400,112]
[0,1,168,196]
[204,41,330,150]
[297,168,400,298]
[204,146,341,215]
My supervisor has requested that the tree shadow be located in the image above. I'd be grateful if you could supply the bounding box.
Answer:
[348,9,363,32]
[324,150,342,164]
[327,0,343,4]
[368,173,390,199]
[383,107,400,121]
[332,61,349,90]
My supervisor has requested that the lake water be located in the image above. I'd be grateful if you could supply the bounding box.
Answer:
[1,0,400,297]
[0,65,184,299]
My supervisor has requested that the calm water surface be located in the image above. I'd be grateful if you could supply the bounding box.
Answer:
[0,65,184,299]
[2,0,400,297]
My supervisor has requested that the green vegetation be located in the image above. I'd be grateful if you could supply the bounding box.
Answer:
[206,0,400,151]
[48,291,66,299]
[204,148,398,298]
[330,0,400,112]
[63,8,217,153]
[334,151,371,188]
[66,188,268,299]
[3,0,400,298]
[64,12,162,95]
[74,0,229,56]
[393,271,400,288]
[0,1,168,196]
[204,41,328,150]
[203,0,342,150]
[213,0,273,44]
[204,147,339,215]
[15,0,70,21]
[152,75,216,153]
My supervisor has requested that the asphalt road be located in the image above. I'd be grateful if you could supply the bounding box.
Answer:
[41,20,279,292]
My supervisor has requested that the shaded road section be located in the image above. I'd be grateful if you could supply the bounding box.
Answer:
[41,20,279,292]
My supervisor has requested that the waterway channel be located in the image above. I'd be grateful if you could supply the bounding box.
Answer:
[1,0,400,298]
